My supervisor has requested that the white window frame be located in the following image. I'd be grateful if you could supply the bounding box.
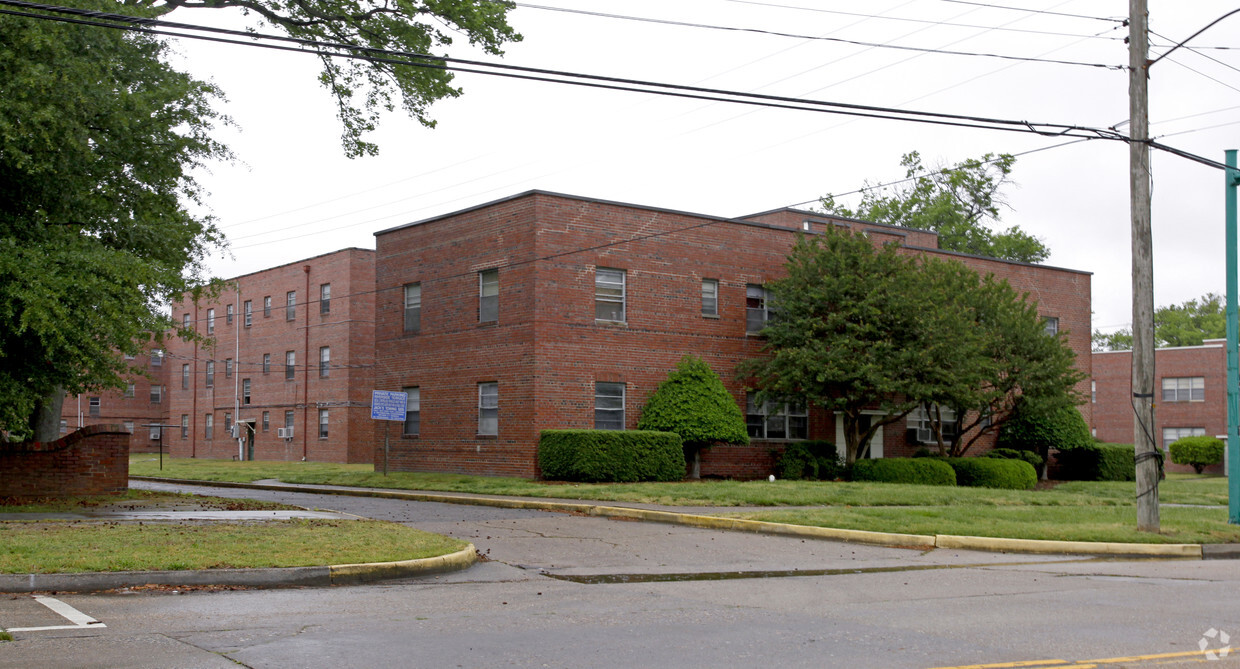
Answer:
[594,382,625,430]
[479,269,499,323]
[205,360,215,388]
[242,378,251,405]
[319,346,330,378]
[1161,376,1205,402]
[124,383,135,398]
[180,414,189,439]
[205,413,214,440]
[478,382,498,435]
[286,291,297,321]
[206,308,215,334]
[702,278,719,317]
[1162,426,1206,449]
[404,283,422,333]
[285,351,296,381]
[262,411,270,432]
[1043,316,1059,336]
[403,386,420,436]
[320,283,331,314]
[745,394,807,440]
[263,296,272,318]
[244,300,252,327]
[263,353,271,375]
[149,385,162,404]
[318,408,329,439]
[182,364,190,390]
[226,303,234,325]
[746,284,769,333]
[225,358,233,379]
[907,405,958,444]
[595,268,626,322]
[89,396,100,417]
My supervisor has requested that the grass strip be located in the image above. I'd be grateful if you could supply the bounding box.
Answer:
[727,505,1240,545]
[0,519,467,574]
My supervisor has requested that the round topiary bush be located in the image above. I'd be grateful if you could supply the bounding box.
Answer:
[997,400,1091,479]
[946,457,1037,489]
[1169,435,1225,474]
[637,355,749,478]
[850,458,956,486]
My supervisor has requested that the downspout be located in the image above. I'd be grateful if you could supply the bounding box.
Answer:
[191,302,199,458]
[303,265,311,461]
[234,285,242,461]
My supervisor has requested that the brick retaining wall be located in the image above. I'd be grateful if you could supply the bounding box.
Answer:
[0,424,130,499]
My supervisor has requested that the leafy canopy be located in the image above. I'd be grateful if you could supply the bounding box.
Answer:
[0,4,229,435]
[819,151,1049,264]
[1093,292,1227,351]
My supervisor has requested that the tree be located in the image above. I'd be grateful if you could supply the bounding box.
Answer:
[1092,293,1226,351]
[736,228,957,465]
[637,356,749,479]
[996,399,1093,479]
[0,4,229,440]
[134,0,521,158]
[819,151,1049,264]
[918,263,1084,457]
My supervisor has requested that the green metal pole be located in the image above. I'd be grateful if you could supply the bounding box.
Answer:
[1226,149,1239,524]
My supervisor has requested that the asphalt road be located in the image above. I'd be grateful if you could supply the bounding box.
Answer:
[0,481,1236,669]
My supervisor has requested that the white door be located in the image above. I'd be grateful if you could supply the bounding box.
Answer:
[835,413,884,461]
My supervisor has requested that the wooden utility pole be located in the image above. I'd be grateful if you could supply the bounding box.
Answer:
[1129,0,1160,532]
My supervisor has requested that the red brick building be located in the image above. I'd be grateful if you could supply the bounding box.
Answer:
[164,248,375,463]
[373,191,1092,478]
[1092,340,1228,474]
[59,346,169,453]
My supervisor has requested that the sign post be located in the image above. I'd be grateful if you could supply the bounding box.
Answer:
[370,390,408,477]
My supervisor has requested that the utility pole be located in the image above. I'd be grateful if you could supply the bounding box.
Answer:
[1226,149,1239,525]
[1129,0,1160,532]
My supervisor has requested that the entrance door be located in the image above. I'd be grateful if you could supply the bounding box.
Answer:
[244,421,256,460]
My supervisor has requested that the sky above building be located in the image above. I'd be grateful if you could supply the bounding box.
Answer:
[168,0,1240,338]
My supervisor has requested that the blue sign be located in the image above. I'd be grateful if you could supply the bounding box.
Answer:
[370,390,408,421]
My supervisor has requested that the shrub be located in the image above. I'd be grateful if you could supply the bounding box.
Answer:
[946,457,1037,489]
[774,441,843,481]
[539,430,685,482]
[851,458,956,486]
[982,447,1044,470]
[637,355,749,478]
[1056,443,1135,482]
[1169,436,1225,474]
[997,402,1092,453]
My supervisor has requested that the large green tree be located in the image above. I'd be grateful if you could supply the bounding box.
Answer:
[1093,292,1226,351]
[819,151,1049,264]
[637,355,749,479]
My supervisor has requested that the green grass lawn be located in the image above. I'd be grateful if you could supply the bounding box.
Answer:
[129,456,1240,544]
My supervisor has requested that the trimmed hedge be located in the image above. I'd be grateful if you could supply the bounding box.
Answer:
[1055,443,1136,482]
[946,458,1037,490]
[1169,436,1225,474]
[774,441,843,481]
[851,458,956,486]
[539,430,685,482]
[982,447,1044,470]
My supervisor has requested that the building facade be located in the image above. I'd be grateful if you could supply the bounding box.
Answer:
[1092,340,1228,474]
[164,248,376,463]
[58,346,169,453]
[374,191,1092,478]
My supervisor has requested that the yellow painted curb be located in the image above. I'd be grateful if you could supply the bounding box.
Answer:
[935,535,1202,558]
[329,543,477,585]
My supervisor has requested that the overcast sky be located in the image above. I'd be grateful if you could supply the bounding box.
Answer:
[168,0,1240,337]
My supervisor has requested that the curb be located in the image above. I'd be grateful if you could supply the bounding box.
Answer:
[0,544,477,595]
[134,477,1212,559]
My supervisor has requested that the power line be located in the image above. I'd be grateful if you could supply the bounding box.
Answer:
[514,2,1121,70]
[1148,7,1240,68]
[935,0,1123,23]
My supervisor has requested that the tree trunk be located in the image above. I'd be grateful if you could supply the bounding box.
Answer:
[29,387,65,442]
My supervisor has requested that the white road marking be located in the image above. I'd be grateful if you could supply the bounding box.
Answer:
[5,595,106,632]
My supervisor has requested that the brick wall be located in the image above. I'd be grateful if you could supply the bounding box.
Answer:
[376,191,1093,479]
[58,346,171,453]
[0,425,130,499]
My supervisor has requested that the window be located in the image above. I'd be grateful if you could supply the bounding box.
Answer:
[1043,316,1059,336]
[149,425,161,441]
[124,352,135,360]
[403,283,421,333]
[89,396,100,417]
[183,313,191,329]
[318,409,329,439]
[225,358,233,379]
[286,291,296,320]
[478,382,498,435]
[242,378,251,405]
[207,308,215,334]
[594,382,625,430]
[595,268,626,322]
[1091,380,1096,403]
[205,360,215,388]
[907,405,958,444]
[263,353,271,375]
[745,395,807,439]
[226,303,234,325]
[263,296,272,318]
[150,349,163,368]
[284,410,295,432]
[285,351,295,381]
[124,383,135,398]
[320,283,331,314]
[60,419,67,434]
[319,347,330,378]
[746,284,769,333]
[149,385,162,404]
[182,364,190,390]
[1162,426,1206,449]
[244,300,252,327]
[180,414,188,440]
[702,279,719,317]
[479,269,499,323]
[403,387,420,436]
[224,412,232,437]
[262,411,270,432]
[205,414,214,440]
[123,421,134,434]
[1162,377,1205,402]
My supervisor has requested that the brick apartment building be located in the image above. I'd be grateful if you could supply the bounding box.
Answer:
[373,190,1092,479]
[164,248,376,463]
[1092,340,1229,474]
[59,346,169,453]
